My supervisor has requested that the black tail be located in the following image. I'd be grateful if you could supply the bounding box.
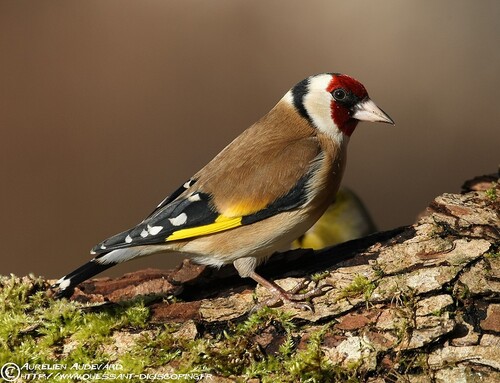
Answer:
[52,260,115,299]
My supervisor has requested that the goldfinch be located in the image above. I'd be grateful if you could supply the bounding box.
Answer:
[53,73,394,309]
[292,187,377,250]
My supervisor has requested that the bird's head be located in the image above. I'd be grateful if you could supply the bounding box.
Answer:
[288,73,394,140]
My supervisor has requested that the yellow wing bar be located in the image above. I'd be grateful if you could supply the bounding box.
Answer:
[166,215,242,241]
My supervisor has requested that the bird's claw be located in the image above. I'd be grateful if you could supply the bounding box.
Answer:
[251,278,332,313]
[251,295,315,313]
[285,279,333,301]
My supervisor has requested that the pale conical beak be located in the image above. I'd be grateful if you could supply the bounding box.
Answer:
[352,98,395,125]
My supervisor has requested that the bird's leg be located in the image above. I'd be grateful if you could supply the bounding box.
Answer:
[248,271,331,312]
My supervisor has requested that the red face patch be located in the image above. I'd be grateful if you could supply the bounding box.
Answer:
[326,74,369,137]
[326,74,368,100]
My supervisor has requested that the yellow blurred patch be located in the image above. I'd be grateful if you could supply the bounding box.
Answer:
[166,215,242,241]
[292,188,376,250]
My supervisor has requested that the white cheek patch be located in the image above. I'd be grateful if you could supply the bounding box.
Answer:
[303,74,345,144]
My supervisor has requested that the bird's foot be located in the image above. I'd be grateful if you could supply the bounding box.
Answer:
[284,278,332,301]
[249,272,332,313]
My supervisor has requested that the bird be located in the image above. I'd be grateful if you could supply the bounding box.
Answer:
[292,187,377,250]
[52,73,394,309]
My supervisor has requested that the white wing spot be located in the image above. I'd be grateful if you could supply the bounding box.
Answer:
[169,213,188,226]
[140,229,149,238]
[100,244,107,250]
[58,278,71,290]
[148,225,163,235]
[183,179,193,189]
[188,193,201,202]
[125,235,133,243]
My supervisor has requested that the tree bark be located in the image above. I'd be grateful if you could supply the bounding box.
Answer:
[47,173,500,381]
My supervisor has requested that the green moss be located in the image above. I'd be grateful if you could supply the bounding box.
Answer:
[236,306,295,335]
[311,271,330,283]
[0,275,149,366]
[280,329,332,382]
[340,274,376,302]
[456,282,471,301]
[430,309,444,317]
[0,275,367,382]
[176,308,296,377]
[394,318,411,345]
[485,183,498,201]
[278,334,295,356]
[243,326,361,383]
[371,261,385,278]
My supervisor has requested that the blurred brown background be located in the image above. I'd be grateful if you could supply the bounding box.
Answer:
[1,1,498,278]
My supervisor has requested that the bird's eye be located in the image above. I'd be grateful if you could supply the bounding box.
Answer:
[332,89,346,101]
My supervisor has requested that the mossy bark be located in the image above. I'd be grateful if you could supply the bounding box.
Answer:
[1,174,498,382]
